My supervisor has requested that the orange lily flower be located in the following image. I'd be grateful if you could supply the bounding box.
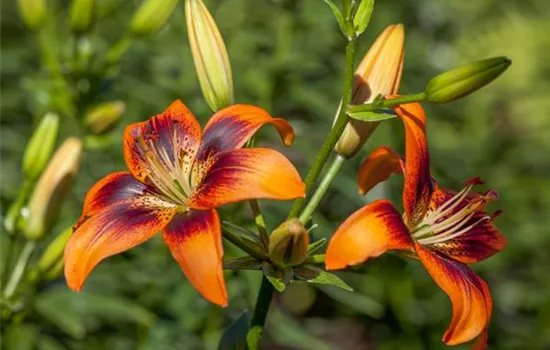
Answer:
[64,100,305,306]
[325,100,506,347]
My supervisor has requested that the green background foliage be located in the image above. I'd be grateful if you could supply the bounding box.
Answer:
[1,0,549,348]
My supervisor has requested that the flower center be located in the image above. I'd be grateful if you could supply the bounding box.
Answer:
[132,128,194,205]
[410,182,497,246]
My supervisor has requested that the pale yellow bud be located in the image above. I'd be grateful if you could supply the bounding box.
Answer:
[25,138,83,240]
[129,0,179,37]
[185,0,234,112]
[335,24,405,158]
[83,100,126,134]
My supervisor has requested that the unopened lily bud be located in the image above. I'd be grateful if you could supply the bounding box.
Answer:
[25,138,83,240]
[69,0,94,33]
[38,226,72,274]
[129,0,179,37]
[83,100,126,134]
[186,0,234,112]
[268,219,309,266]
[17,0,47,30]
[23,112,60,181]
[335,24,405,158]
[426,56,511,103]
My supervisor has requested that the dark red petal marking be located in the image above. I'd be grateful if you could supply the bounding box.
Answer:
[189,148,305,210]
[65,194,175,292]
[196,104,294,165]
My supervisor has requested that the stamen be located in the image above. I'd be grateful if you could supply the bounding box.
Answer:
[422,184,474,226]
[417,216,490,245]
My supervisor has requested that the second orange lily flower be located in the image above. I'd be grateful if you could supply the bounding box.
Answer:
[64,100,305,306]
[326,100,506,348]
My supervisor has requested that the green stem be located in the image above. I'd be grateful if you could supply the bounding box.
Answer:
[3,241,36,299]
[106,36,134,66]
[249,200,269,250]
[246,276,275,350]
[347,92,427,114]
[3,180,33,234]
[288,38,356,219]
[222,229,267,261]
[298,154,345,224]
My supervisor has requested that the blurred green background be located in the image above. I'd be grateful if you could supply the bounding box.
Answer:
[1,0,549,349]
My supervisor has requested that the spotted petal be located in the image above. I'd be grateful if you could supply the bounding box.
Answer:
[326,200,413,270]
[415,242,492,346]
[65,173,176,291]
[123,100,201,186]
[163,209,227,306]
[189,148,305,210]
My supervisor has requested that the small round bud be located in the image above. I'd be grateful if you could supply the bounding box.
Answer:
[17,0,47,31]
[268,219,309,267]
[129,0,179,37]
[83,100,126,134]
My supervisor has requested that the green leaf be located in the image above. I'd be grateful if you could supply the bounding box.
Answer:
[323,0,347,37]
[347,108,396,122]
[3,324,38,350]
[318,284,385,318]
[222,221,263,245]
[224,256,263,271]
[34,292,86,339]
[218,311,250,350]
[294,265,353,291]
[306,238,327,255]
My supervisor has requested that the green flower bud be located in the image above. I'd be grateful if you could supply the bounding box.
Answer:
[83,100,126,134]
[17,0,47,31]
[38,226,72,274]
[186,0,234,112]
[25,138,83,240]
[23,112,60,182]
[129,0,179,37]
[353,0,374,36]
[69,0,94,33]
[426,56,511,103]
[268,219,309,267]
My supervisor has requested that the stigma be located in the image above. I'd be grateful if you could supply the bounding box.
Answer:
[411,178,498,246]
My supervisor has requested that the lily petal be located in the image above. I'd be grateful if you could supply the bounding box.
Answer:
[162,209,227,306]
[65,175,176,291]
[357,146,404,195]
[78,172,146,225]
[123,100,201,183]
[189,148,305,210]
[392,100,432,226]
[415,242,491,346]
[326,200,413,270]
[197,104,294,163]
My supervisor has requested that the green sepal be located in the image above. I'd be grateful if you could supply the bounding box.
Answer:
[223,256,263,271]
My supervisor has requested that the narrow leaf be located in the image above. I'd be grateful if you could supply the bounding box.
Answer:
[294,265,353,291]
[218,311,250,350]
[347,109,396,122]
[223,256,263,271]
[323,0,347,36]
